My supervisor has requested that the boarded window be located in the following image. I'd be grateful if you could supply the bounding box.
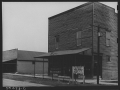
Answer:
[106,32,110,46]
[106,55,111,62]
[76,31,81,46]
[55,35,59,49]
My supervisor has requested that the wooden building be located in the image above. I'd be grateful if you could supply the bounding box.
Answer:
[37,2,118,80]
[2,49,48,75]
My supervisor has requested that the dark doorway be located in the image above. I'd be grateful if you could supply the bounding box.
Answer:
[93,55,102,77]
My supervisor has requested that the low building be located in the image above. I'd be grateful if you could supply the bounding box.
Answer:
[2,49,48,75]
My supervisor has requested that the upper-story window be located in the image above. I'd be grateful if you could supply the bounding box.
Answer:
[76,31,82,46]
[55,35,59,49]
[106,31,110,46]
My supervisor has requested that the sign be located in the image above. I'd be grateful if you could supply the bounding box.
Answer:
[72,66,85,84]
[77,66,84,75]
[50,68,61,76]
[72,66,84,75]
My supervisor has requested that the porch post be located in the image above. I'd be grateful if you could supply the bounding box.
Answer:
[62,56,64,76]
[75,54,77,82]
[43,58,44,79]
[34,58,36,78]
[51,56,53,80]
[48,57,50,76]
[91,53,94,78]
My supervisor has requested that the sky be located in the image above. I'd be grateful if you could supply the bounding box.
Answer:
[2,2,118,52]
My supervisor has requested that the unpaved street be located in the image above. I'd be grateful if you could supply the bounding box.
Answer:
[3,79,51,87]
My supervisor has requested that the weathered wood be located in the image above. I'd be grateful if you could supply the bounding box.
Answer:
[48,2,118,80]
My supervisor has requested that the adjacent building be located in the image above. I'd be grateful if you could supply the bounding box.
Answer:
[2,49,48,75]
[37,2,118,80]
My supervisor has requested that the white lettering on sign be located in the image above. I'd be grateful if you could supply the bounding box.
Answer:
[77,66,84,75]
[72,66,84,75]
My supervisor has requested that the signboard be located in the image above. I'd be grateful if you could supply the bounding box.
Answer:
[72,66,84,75]
[72,66,85,84]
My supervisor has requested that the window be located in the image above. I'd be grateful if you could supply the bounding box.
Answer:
[106,32,110,46]
[76,31,81,46]
[55,35,59,49]
[106,55,111,62]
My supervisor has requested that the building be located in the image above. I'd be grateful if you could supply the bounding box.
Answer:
[2,49,48,75]
[36,2,118,80]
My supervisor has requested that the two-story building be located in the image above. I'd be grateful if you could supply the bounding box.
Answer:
[36,2,118,80]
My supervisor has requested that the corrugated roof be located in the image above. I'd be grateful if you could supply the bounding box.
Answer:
[35,48,91,58]
[18,50,47,60]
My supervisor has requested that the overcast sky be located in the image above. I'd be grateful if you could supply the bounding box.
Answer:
[2,2,117,52]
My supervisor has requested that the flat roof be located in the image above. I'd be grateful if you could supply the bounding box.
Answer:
[2,59,17,62]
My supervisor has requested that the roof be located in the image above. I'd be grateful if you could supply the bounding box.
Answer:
[2,59,16,62]
[2,49,18,62]
[18,50,47,60]
[2,49,47,62]
[35,48,91,58]
[49,2,93,19]
[49,2,116,20]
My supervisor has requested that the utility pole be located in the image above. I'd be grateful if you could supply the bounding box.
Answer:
[90,24,109,84]
[97,26,100,84]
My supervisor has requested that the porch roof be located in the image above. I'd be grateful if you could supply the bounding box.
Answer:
[35,48,91,58]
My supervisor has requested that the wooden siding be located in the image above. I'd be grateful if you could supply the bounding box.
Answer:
[94,3,118,80]
[48,2,118,80]
[17,61,48,74]
[49,4,93,52]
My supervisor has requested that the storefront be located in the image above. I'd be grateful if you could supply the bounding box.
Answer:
[48,54,92,78]
[35,48,96,78]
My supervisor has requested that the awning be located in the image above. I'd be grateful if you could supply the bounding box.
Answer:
[35,48,91,58]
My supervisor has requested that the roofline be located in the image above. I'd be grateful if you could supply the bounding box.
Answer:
[2,58,17,62]
[3,48,47,53]
[3,48,18,52]
[94,2,116,12]
[48,2,93,20]
[18,50,47,53]
[48,2,116,20]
